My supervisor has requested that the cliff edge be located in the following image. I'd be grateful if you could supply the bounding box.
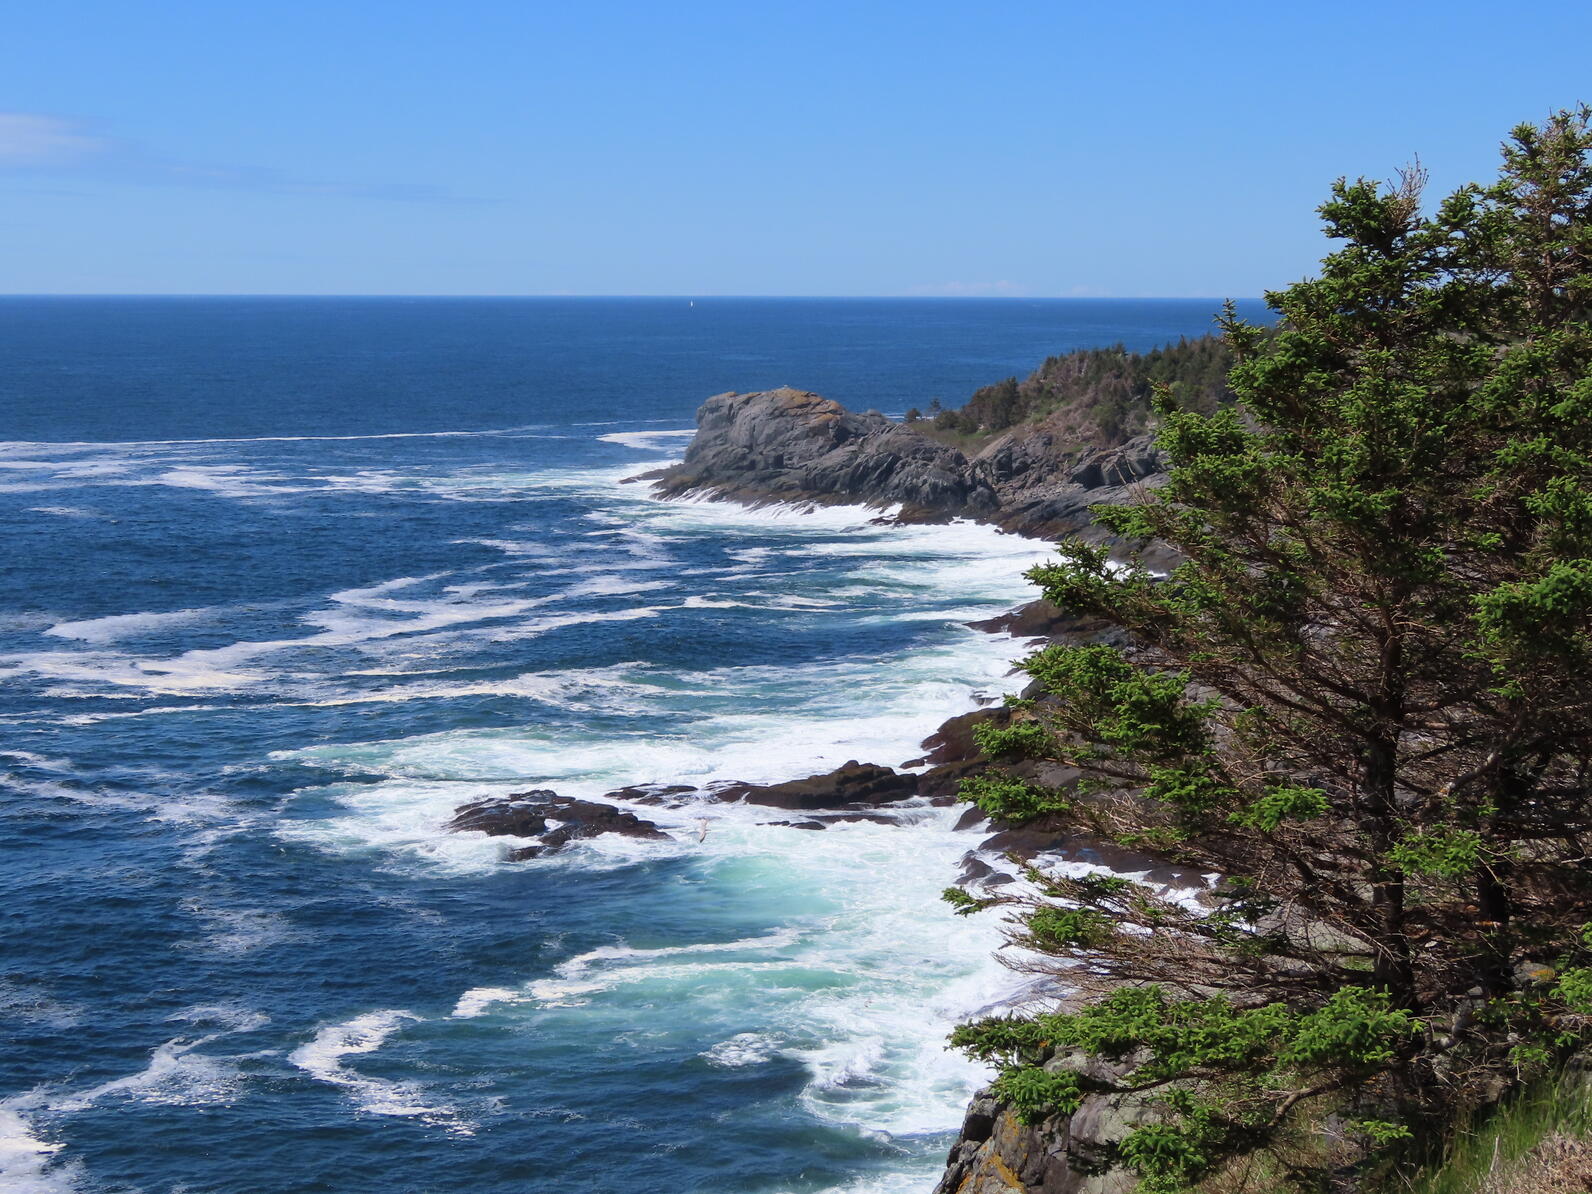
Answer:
[936,1053,1150,1194]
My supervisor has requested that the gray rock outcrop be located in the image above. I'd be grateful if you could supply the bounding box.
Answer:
[936,1054,1153,1194]
[649,387,1166,541]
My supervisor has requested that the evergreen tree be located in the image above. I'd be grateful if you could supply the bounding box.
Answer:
[929,337,1236,442]
[948,109,1592,1191]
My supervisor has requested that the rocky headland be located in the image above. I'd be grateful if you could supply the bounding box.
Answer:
[646,386,1166,542]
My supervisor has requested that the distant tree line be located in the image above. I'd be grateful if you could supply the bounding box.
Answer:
[907,335,1234,444]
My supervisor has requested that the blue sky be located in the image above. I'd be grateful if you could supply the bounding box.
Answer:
[4,1,1590,296]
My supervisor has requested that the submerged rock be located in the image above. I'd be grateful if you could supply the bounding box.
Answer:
[600,783,695,806]
[448,790,670,859]
[970,820,1208,890]
[768,811,905,830]
[955,852,1012,889]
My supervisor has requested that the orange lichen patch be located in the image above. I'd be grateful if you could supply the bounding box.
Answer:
[768,388,840,413]
[990,1154,1026,1190]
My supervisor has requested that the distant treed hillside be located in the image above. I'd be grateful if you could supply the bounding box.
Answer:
[914,334,1233,445]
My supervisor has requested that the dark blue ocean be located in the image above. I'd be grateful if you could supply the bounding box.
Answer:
[0,297,1264,1194]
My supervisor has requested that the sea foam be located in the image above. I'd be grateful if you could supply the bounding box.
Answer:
[0,1106,80,1194]
[289,1011,470,1133]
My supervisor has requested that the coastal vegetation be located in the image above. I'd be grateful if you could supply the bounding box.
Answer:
[919,334,1233,445]
[1398,1071,1592,1194]
[946,108,1592,1191]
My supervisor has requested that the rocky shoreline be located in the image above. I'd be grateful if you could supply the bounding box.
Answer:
[442,589,1179,1193]
[444,597,1068,860]
[441,587,1176,865]
[445,388,1176,1193]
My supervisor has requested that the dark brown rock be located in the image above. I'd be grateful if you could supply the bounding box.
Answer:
[916,759,987,800]
[977,825,1208,889]
[979,825,1075,861]
[711,760,919,811]
[955,852,1014,889]
[954,805,990,832]
[910,708,1010,767]
[807,811,904,826]
[966,602,1125,645]
[448,791,670,858]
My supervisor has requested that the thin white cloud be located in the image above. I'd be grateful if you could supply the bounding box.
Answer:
[0,113,106,164]
[904,280,1027,297]
[0,111,480,205]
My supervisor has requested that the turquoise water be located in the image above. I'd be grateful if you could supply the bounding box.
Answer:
[0,297,1265,1193]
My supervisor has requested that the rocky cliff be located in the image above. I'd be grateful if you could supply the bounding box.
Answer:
[936,1052,1151,1194]
[648,387,1165,541]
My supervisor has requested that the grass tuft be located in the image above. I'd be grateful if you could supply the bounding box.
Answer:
[1385,1072,1592,1194]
